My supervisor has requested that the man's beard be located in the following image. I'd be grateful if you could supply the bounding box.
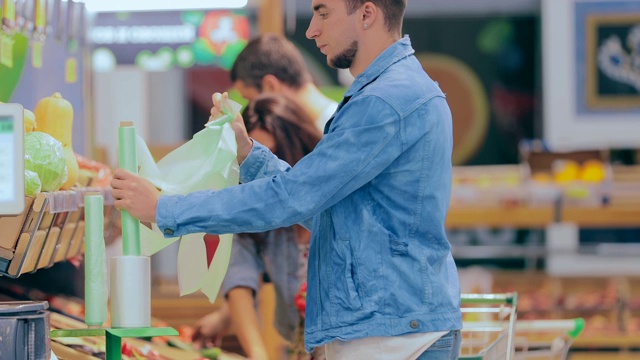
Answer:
[329,40,358,69]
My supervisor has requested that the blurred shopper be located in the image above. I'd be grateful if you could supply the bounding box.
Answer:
[112,0,462,358]
[230,33,338,131]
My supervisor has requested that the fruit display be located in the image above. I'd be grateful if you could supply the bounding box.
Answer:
[609,165,640,206]
[23,131,68,192]
[34,92,79,190]
[450,165,528,206]
[521,143,612,207]
[481,271,640,341]
[23,108,36,133]
[75,153,113,188]
[24,169,42,196]
[7,95,114,196]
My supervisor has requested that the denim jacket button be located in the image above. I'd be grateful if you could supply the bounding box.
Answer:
[164,228,174,235]
[410,320,419,329]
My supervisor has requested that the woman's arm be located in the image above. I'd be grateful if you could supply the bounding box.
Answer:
[227,287,269,360]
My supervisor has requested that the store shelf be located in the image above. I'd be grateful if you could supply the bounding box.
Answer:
[546,254,640,277]
[446,203,640,229]
[452,245,546,259]
[446,206,554,228]
[573,335,640,349]
[563,204,640,228]
[571,352,640,360]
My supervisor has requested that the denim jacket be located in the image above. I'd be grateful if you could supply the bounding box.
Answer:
[157,36,462,351]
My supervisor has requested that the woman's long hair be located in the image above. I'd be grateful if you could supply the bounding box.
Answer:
[242,93,322,247]
[243,93,322,166]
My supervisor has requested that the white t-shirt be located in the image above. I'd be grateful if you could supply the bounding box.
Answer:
[316,101,339,132]
[325,331,447,360]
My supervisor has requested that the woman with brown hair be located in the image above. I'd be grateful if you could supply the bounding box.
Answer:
[193,93,324,360]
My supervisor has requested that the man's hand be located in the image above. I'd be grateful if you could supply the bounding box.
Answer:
[191,304,232,350]
[209,92,253,164]
[111,169,160,224]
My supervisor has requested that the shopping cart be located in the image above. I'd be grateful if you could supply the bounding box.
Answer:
[460,293,518,360]
[459,293,584,360]
[513,318,584,360]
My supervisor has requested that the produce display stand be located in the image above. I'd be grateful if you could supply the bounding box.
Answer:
[0,188,115,278]
[50,327,178,360]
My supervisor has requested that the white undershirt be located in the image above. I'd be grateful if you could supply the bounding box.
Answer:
[316,101,339,132]
[325,331,447,360]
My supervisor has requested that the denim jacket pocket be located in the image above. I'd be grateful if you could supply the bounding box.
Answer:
[329,238,363,317]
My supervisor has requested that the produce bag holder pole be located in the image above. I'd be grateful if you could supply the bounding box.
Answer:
[118,121,141,256]
[110,122,151,329]
[51,123,177,360]
[51,327,178,360]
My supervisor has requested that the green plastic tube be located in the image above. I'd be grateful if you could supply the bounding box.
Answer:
[118,122,141,256]
[84,194,107,327]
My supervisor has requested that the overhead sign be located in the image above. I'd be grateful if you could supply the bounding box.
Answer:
[91,10,253,71]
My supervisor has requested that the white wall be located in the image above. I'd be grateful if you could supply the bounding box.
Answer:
[93,66,187,279]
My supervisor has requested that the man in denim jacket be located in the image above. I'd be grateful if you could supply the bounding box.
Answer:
[112,0,462,358]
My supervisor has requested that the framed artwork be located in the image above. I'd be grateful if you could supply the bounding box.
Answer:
[543,0,640,150]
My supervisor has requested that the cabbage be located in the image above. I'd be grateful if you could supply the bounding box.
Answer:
[24,131,68,192]
[24,169,42,196]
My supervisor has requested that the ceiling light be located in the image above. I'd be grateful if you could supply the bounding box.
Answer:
[85,0,248,13]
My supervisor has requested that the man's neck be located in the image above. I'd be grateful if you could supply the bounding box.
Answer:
[296,83,335,120]
[350,33,400,77]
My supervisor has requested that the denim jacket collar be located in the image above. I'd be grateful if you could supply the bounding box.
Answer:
[344,35,415,98]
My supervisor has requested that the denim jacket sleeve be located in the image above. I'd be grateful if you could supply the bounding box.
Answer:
[239,141,292,184]
[156,95,403,237]
[238,142,315,230]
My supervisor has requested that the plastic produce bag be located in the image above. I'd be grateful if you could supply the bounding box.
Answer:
[136,99,242,302]
[24,131,68,191]
[24,169,42,196]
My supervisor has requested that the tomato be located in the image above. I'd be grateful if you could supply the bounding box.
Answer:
[121,342,134,357]
[178,324,195,343]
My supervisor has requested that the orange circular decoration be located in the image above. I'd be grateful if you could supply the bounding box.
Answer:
[417,53,489,165]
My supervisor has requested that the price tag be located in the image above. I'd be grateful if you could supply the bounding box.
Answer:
[32,41,42,68]
[0,34,14,68]
[65,57,77,83]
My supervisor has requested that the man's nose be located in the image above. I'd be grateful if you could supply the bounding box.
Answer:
[306,18,319,39]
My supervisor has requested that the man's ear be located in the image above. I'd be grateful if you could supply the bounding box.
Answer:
[261,74,283,93]
[361,2,378,28]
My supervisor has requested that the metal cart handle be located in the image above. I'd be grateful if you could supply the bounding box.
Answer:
[515,318,585,339]
[461,292,518,306]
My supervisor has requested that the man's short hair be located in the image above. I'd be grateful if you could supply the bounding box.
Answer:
[230,34,312,92]
[344,0,406,34]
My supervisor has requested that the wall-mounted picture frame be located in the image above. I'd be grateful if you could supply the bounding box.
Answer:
[543,0,640,150]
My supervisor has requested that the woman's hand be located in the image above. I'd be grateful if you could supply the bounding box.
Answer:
[191,304,232,350]
[209,92,253,164]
